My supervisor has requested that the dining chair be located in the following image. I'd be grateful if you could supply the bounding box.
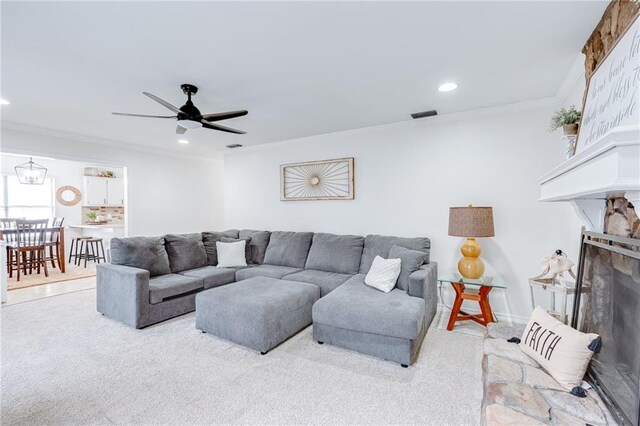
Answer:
[1,218,23,229]
[45,217,65,269]
[7,219,49,281]
[2,218,21,274]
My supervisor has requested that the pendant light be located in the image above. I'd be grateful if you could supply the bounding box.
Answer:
[14,157,48,185]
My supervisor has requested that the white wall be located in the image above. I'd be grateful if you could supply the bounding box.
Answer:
[1,126,225,237]
[224,101,584,322]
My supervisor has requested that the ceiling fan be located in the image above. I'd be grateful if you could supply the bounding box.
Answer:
[112,84,247,135]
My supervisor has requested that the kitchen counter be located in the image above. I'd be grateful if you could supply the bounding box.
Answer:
[69,224,125,229]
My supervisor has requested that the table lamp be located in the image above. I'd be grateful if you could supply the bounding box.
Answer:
[448,206,495,279]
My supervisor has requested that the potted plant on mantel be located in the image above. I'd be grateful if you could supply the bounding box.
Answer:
[549,105,582,159]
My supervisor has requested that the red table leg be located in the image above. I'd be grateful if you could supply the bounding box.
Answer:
[446,281,495,330]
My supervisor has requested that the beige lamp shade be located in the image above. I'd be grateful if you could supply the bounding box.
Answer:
[448,206,495,238]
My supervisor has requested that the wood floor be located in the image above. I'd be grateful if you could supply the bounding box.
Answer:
[2,277,96,306]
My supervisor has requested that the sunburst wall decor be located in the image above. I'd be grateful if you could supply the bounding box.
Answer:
[280,157,354,201]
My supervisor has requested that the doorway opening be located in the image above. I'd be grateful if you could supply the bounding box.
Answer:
[0,153,128,304]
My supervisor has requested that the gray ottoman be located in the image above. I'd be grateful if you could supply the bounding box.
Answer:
[195,277,320,354]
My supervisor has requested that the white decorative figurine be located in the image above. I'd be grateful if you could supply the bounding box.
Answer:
[528,250,583,325]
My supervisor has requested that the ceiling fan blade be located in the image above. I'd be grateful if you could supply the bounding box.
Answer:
[201,110,248,122]
[176,125,187,135]
[142,92,182,114]
[112,112,177,118]
[200,120,246,134]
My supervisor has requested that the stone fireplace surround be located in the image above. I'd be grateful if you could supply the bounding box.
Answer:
[481,323,617,425]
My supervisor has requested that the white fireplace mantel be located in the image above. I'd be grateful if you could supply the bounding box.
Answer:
[538,126,640,231]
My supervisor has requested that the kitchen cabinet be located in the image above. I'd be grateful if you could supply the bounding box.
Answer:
[83,177,124,206]
[107,179,125,205]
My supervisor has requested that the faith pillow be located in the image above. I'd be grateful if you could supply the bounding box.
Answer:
[216,240,248,268]
[519,306,600,390]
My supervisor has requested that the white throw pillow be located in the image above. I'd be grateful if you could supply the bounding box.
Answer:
[519,306,600,390]
[364,255,401,293]
[216,240,247,268]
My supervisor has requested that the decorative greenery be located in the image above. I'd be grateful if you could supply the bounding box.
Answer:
[549,106,582,131]
[86,212,97,221]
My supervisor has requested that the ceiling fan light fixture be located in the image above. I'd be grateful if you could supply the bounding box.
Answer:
[177,119,202,129]
[15,157,48,185]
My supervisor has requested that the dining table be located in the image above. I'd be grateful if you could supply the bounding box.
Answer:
[0,226,66,273]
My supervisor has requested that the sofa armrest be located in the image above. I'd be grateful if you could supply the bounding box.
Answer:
[408,262,437,299]
[408,262,438,331]
[96,263,151,328]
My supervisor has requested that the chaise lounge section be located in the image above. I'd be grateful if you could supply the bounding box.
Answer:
[96,228,437,365]
[312,235,436,366]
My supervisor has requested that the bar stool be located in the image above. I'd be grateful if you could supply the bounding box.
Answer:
[78,238,106,267]
[69,236,93,265]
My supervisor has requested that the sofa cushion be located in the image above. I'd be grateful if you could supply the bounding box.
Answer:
[202,232,223,266]
[164,233,208,273]
[263,231,314,268]
[110,236,171,277]
[149,274,204,304]
[284,269,352,297]
[359,235,430,274]
[235,264,302,281]
[312,274,425,340]
[304,233,364,274]
[239,229,271,264]
[222,229,240,238]
[179,266,236,289]
[388,245,429,291]
[201,231,245,266]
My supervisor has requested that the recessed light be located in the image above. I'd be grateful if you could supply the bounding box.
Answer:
[177,139,189,144]
[438,82,458,92]
[0,98,10,105]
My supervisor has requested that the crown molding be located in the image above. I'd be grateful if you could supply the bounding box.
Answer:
[225,96,559,156]
[3,60,586,161]
[227,60,587,157]
[555,53,586,105]
[1,121,223,163]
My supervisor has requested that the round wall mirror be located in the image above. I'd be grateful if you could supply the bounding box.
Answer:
[56,186,82,206]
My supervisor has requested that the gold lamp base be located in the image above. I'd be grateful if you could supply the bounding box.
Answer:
[457,238,485,279]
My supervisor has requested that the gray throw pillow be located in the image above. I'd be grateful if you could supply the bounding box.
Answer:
[164,233,207,273]
[239,230,271,264]
[388,245,428,291]
[110,236,171,277]
[202,232,224,266]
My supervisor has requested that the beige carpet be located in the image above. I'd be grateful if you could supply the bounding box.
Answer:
[7,263,96,290]
[1,290,484,425]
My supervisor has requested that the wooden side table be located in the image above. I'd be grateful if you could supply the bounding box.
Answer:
[439,276,506,331]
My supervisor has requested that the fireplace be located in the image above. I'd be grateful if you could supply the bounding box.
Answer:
[572,231,640,426]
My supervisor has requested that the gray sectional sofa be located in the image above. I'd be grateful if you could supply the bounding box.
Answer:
[96,229,437,366]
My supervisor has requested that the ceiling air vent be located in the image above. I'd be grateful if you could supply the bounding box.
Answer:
[411,110,438,119]
[226,144,243,149]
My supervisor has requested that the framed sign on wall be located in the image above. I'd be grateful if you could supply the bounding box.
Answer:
[280,157,354,201]
[575,15,640,154]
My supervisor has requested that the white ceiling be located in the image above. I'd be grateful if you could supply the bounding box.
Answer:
[1,1,607,158]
